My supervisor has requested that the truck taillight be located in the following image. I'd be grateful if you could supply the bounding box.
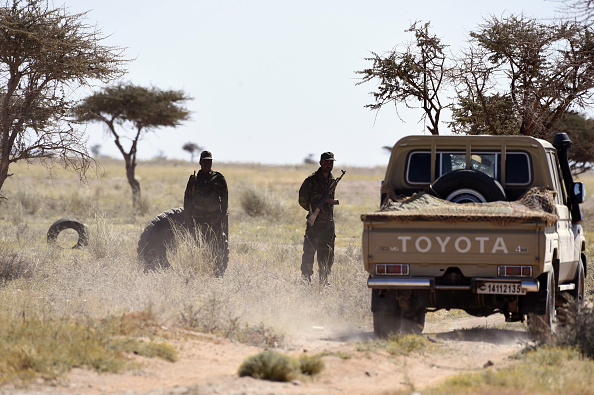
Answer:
[376,264,409,275]
[497,265,532,277]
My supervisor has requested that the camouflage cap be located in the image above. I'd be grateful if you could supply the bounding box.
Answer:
[200,151,213,160]
[320,152,335,161]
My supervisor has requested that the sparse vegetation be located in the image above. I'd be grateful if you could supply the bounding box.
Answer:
[0,158,591,391]
[0,312,176,385]
[0,158,377,386]
[238,350,325,381]
[0,246,35,283]
[429,347,594,394]
[554,305,594,360]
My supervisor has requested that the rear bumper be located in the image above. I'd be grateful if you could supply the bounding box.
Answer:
[367,276,539,293]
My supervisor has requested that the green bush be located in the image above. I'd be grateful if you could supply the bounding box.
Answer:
[238,350,300,382]
[298,354,325,375]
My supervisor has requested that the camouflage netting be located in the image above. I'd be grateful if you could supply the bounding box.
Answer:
[361,187,559,226]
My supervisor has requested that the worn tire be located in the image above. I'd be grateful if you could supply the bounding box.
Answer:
[47,218,89,249]
[372,289,402,338]
[401,307,426,335]
[430,169,507,203]
[137,207,186,272]
[373,311,402,339]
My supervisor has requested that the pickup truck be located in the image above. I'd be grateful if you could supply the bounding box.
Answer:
[361,133,587,337]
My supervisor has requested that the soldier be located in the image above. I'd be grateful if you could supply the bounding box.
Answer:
[299,152,340,285]
[183,150,229,277]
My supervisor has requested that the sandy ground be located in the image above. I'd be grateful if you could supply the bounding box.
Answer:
[1,314,533,395]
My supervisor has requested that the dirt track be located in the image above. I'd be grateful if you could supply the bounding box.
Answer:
[3,314,532,395]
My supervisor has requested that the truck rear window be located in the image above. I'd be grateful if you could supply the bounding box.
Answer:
[406,151,531,185]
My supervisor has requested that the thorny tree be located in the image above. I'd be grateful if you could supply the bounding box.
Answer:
[561,0,594,25]
[451,14,594,172]
[0,0,126,197]
[74,83,191,208]
[357,21,450,135]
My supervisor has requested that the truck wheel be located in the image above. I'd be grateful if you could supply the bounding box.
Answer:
[373,311,402,339]
[430,169,507,203]
[47,218,89,249]
[401,308,426,335]
[528,271,555,338]
[137,207,186,272]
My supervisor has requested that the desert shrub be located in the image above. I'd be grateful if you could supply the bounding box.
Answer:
[554,305,594,360]
[239,185,285,219]
[298,354,325,375]
[238,350,300,382]
[240,185,266,217]
[167,224,219,276]
[231,322,285,348]
[0,246,35,283]
[178,300,284,347]
[12,188,42,216]
[178,299,233,335]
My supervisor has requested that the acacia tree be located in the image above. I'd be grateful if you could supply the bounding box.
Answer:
[182,141,202,162]
[357,21,450,135]
[0,0,126,196]
[358,15,594,170]
[74,83,191,208]
[454,15,594,137]
[451,14,594,171]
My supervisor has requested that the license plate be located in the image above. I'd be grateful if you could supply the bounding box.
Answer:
[477,282,525,295]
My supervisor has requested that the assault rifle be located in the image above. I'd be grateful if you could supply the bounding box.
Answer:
[307,169,346,227]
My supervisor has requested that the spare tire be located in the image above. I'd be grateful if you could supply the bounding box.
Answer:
[430,169,506,203]
[47,218,89,249]
[137,207,186,272]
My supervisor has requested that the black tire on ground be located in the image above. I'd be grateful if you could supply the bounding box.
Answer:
[47,218,89,249]
[373,311,402,339]
[401,307,426,335]
[137,207,186,272]
[528,271,555,338]
[430,169,507,203]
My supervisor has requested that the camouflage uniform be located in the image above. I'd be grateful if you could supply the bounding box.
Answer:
[299,167,336,284]
[183,166,229,277]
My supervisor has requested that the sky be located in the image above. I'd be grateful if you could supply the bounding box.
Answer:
[67,0,564,168]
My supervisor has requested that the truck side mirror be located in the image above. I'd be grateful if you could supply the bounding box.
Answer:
[572,182,586,204]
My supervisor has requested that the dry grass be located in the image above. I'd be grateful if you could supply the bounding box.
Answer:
[0,159,592,388]
[0,311,176,385]
[0,158,381,383]
[427,346,594,394]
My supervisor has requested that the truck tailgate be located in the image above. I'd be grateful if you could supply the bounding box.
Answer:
[363,220,544,278]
